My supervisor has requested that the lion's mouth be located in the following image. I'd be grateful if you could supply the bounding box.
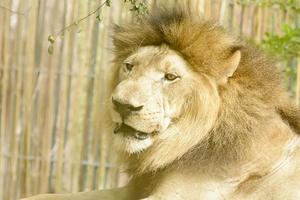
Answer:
[114,123,150,140]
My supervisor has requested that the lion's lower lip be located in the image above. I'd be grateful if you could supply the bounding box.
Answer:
[114,123,150,140]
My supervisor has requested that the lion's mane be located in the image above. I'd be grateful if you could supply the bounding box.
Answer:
[112,6,300,175]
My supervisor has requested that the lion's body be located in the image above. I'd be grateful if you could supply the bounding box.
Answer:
[23,6,300,200]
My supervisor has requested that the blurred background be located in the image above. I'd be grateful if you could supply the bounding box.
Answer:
[0,0,299,199]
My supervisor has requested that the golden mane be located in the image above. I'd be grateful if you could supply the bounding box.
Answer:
[112,6,300,175]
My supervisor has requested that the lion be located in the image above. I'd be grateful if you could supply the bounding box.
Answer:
[23,6,300,200]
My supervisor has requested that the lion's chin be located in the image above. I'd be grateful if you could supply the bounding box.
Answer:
[113,123,155,153]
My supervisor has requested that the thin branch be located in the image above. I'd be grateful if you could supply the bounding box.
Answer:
[47,0,149,55]
[54,0,107,37]
[0,5,25,16]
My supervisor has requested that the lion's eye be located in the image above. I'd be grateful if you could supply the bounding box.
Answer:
[124,63,134,71]
[164,73,179,81]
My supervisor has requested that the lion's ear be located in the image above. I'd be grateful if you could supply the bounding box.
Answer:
[217,50,241,84]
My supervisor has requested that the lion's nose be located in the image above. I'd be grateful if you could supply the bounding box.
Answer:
[112,98,144,117]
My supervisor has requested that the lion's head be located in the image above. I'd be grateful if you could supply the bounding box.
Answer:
[111,44,227,154]
[109,7,288,174]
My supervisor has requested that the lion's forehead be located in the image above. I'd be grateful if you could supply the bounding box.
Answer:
[129,46,192,76]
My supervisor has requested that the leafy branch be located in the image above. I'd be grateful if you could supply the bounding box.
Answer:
[124,0,149,17]
[261,25,300,59]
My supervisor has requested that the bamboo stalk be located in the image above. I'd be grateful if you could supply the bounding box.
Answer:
[227,0,235,31]
[22,0,39,196]
[83,1,100,189]
[52,0,68,192]
[0,0,12,199]
[9,0,27,198]
[296,58,300,105]
[61,0,77,192]
[239,4,245,35]
[31,0,47,195]
[38,0,60,194]
[219,0,228,25]
[72,0,90,192]
[198,0,205,15]
[97,5,113,189]
[256,5,262,41]
[84,19,101,191]
[205,0,211,18]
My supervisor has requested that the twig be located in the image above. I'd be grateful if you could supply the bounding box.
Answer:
[52,0,148,38]
[0,5,25,16]
[54,0,107,38]
[47,0,149,55]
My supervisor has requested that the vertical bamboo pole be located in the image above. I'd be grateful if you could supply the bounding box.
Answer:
[255,5,262,42]
[295,9,300,104]
[52,0,68,193]
[97,3,114,189]
[34,0,50,193]
[0,0,11,199]
[219,0,228,25]
[62,0,76,192]
[9,0,27,198]
[0,5,4,64]
[239,4,245,35]
[72,0,90,192]
[4,3,16,198]
[204,0,211,18]
[296,58,300,105]
[31,0,47,195]
[84,17,101,191]
[198,0,205,15]
[82,0,98,188]
[227,0,235,31]
[21,0,39,197]
[38,0,59,194]
[78,1,97,189]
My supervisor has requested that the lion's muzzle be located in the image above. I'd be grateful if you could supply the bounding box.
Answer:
[111,97,155,140]
[112,98,144,119]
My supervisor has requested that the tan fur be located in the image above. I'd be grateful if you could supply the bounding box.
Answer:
[23,6,300,200]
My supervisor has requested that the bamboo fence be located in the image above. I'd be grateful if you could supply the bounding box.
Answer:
[0,0,299,200]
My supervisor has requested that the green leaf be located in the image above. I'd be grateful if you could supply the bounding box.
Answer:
[48,45,54,55]
[48,35,55,44]
[96,15,102,22]
[106,0,111,7]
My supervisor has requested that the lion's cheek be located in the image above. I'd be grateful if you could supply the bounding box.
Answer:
[163,97,186,121]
